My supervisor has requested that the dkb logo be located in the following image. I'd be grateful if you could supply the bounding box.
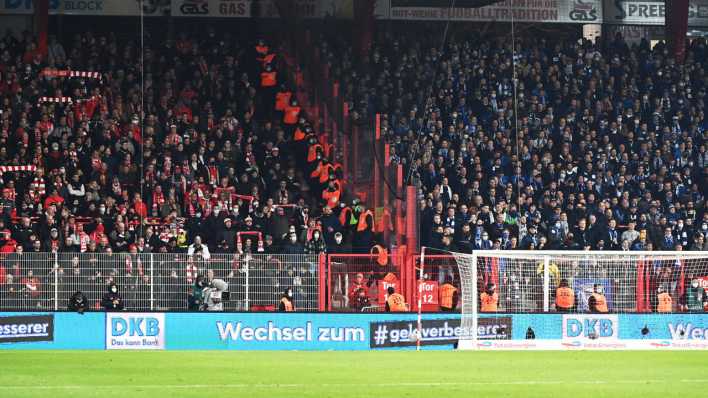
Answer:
[106,313,165,350]
[112,317,160,337]
[563,315,619,340]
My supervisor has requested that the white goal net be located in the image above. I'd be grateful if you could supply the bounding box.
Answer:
[440,250,708,350]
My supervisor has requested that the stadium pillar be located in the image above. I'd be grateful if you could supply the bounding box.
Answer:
[405,185,418,252]
[354,0,376,57]
[34,0,49,58]
[666,0,689,63]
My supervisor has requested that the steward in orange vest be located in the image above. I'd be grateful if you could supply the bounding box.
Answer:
[385,286,406,312]
[279,289,295,312]
[555,279,575,312]
[260,65,277,88]
[480,283,498,312]
[275,87,292,111]
[283,100,301,125]
[357,207,374,233]
[322,180,341,208]
[319,162,335,184]
[370,244,388,266]
[293,125,307,141]
[657,287,672,313]
[307,141,324,163]
[588,284,608,313]
[260,53,276,67]
[439,278,458,311]
[255,40,269,56]
[339,205,354,227]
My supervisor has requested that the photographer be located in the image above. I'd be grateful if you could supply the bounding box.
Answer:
[188,275,207,311]
[68,290,88,314]
[202,278,229,312]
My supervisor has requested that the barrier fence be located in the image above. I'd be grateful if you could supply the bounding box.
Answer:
[0,253,320,312]
[2,252,708,313]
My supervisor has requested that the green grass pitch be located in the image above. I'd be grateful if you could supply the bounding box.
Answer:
[1,350,707,397]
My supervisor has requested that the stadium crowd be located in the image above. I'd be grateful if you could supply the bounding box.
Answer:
[323,27,707,252]
[0,26,366,261]
[0,22,707,312]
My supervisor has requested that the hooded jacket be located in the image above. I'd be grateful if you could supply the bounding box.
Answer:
[101,284,124,311]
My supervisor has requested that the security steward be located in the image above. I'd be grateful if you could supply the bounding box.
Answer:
[101,283,124,311]
[588,284,608,313]
[279,288,295,312]
[68,290,89,314]
[657,286,672,313]
[480,283,498,312]
[439,277,458,311]
[555,279,575,312]
[385,286,407,312]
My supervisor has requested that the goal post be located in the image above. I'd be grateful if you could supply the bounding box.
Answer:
[419,249,708,350]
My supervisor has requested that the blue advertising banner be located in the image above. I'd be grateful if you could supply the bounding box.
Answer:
[619,314,708,340]
[165,313,562,350]
[1,312,708,350]
[166,313,372,350]
[0,312,104,350]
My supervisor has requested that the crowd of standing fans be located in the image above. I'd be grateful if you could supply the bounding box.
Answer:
[0,26,364,309]
[0,22,707,312]
[323,26,707,252]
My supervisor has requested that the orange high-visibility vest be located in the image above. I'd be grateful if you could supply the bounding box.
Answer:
[322,186,341,208]
[283,106,300,125]
[280,297,294,312]
[256,45,269,55]
[357,210,374,232]
[657,292,672,313]
[555,287,575,310]
[439,283,457,309]
[591,293,608,313]
[293,126,306,141]
[307,143,323,162]
[371,244,388,266]
[319,163,335,183]
[387,293,406,312]
[310,161,323,179]
[261,71,277,87]
[275,91,292,111]
[261,53,276,66]
[480,292,498,312]
[339,206,352,226]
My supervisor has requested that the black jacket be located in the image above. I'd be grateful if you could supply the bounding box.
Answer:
[68,291,89,313]
[101,286,125,311]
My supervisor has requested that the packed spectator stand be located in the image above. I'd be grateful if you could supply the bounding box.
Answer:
[320,26,707,253]
[0,22,707,312]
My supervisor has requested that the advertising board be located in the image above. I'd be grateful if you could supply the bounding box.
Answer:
[0,312,104,349]
[0,312,707,350]
[604,0,708,26]
[0,314,53,343]
[388,0,603,23]
[106,313,165,350]
[369,316,512,348]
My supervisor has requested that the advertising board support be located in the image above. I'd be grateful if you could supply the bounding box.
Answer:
[54,252,59,311]
[318,254,326,311]
[245,256,251,310]
[150,254,154,311]
[543,256,550,312]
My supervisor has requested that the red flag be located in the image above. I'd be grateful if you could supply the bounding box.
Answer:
[636,260,645,312]
[491,257,499,287]
[678,259,686,298]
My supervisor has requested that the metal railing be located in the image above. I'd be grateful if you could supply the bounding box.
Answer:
[0,253,320,312]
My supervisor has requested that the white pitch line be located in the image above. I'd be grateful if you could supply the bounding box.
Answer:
[3,380,708,390]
